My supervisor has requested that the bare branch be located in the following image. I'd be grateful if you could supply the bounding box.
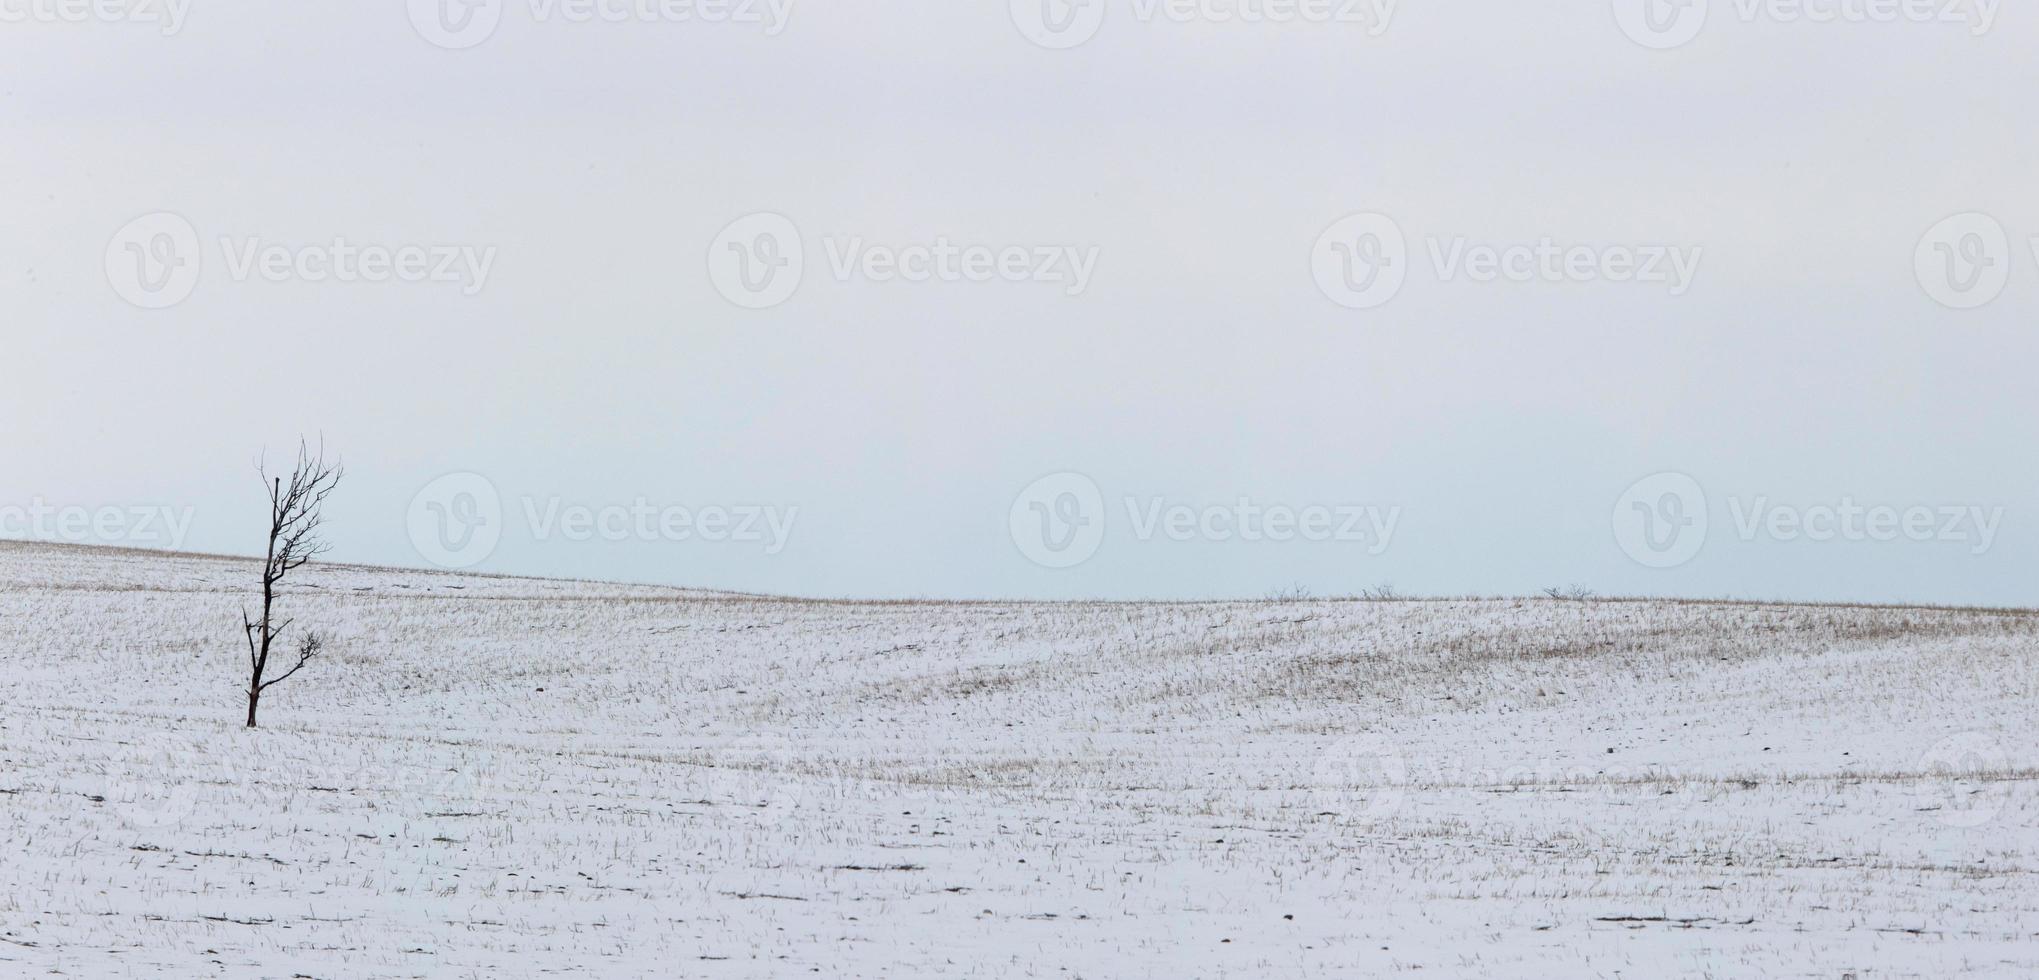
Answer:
[258,632,323,693]
[241,608,261,671]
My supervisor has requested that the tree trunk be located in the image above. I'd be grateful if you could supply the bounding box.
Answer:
[246,684,261,728]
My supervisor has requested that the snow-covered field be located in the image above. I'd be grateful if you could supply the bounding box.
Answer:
[1,541,2034,978]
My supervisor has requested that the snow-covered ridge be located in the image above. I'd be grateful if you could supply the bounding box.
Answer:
[2,542,2034,977]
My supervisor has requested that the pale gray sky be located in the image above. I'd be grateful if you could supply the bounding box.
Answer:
[3,1,2035,603]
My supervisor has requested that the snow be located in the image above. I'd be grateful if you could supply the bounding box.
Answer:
[1,540,2033,977]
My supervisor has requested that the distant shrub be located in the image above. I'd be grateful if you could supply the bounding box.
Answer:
[1542,584,1596,601]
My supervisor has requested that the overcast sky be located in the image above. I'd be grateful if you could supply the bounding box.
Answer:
[3,1,2035,603]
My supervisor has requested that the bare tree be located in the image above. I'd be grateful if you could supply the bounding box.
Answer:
[241,442,342,728]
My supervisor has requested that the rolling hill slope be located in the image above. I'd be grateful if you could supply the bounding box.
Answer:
[1,541,2034,977]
